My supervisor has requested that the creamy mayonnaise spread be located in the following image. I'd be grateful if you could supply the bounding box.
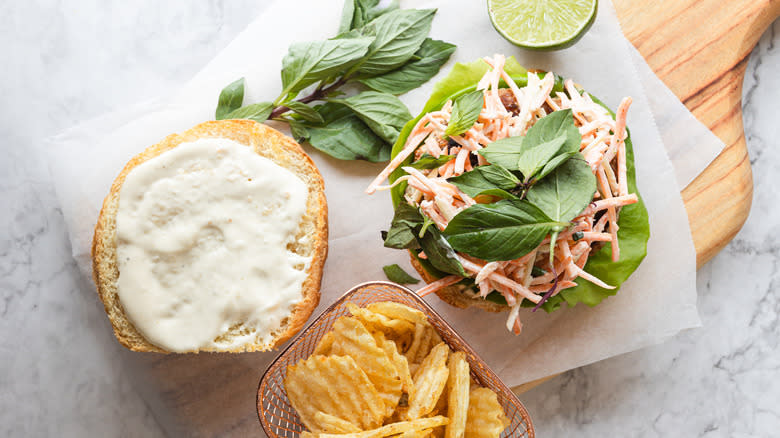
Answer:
[115,138,310,352]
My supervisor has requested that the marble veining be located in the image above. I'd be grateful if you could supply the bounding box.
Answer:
[0,2,778,437]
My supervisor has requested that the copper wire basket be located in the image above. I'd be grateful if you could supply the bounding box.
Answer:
[257,281,535,437]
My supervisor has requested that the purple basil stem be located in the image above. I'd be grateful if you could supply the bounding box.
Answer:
[532,266,558,312]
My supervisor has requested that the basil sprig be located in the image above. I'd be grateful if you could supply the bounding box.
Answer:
[215,0,455,163]
[479,109,581,183]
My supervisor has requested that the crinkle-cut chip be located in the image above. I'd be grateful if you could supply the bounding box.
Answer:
[464,387,510,438]
[314,411,362,433]
[432,381,448,417]
[373,331,414,397]
[405,323,443,364]
[406,343,450,420]
[398,429,433,438]
[285,355,384,431]
[444,352,470,438]
[316,416,449,438]
[347,303,416,339]
[404,323,431,364]
[331,316,403,417]
[366,301,428,325]
[313,331,335,356]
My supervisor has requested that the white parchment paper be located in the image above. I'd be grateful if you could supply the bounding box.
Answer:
[45,0,720,435]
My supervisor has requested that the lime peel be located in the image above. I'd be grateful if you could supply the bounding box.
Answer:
[488,0,598,51]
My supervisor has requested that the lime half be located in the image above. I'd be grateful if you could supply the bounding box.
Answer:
[487,0,598,51]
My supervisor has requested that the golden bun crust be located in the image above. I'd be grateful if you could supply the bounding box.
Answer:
[408,252,507,313]
[91,120,328,353]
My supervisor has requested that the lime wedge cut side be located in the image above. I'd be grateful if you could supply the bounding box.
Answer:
[487,0,598,51]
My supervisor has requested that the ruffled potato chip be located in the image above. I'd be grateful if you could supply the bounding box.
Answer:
[406,343,450,420]
[331,316,403,416]
[366,302,428,325]
[444,352,470,438]
[313,331,335,356]
[374,331,414,396]
[465,387,510,438]
[313,411,362,433]
[316,416,449,438]
[405,322,443,364]
[285,355,384,431]
[347,303,416,339]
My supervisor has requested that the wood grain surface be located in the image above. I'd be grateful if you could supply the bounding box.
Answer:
[513,0,780,395]
[616,0,779,267]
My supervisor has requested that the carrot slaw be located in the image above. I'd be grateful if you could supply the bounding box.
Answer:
[367,55,638,334]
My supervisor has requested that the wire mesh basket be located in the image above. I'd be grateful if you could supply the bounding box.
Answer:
[257,281,534,437]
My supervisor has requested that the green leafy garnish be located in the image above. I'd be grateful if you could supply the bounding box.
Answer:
[339,0,399,33]
[445,90,484,137]
[408,154,455,170]
[525,157,596,225]
[383,203,425,249]
[448,164,520,198]
[215,78,245,120]
[329,91,412,144]
[383,264,420,284]
[478,109,580,183]
[297,103,389,162]
[418,226,467,277]
[443,199,566,262]
[215,1,455,162]
[284,101,324,124]
[224,102,274,123]
[350,9,437,76]
[359,38,456,95]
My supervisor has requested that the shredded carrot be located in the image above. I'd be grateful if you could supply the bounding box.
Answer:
[417,275,463,297]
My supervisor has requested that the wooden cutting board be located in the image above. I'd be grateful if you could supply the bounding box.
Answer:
[513,0,779,395]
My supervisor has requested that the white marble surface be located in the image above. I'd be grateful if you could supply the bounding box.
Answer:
[1,2,777,437]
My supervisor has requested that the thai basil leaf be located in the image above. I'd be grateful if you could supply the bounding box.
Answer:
[418,226,467,277]
[338,0,358,33]
[515,135,567,181]
[442,199,565,262]
[302,103,389,162]
[478,136,523,170]
[383,202,424,249]
[408,154,454,169]
[288,121,310,142]
[329,91,412,144]
[445,90,483,137]
[477,109,580,181]
[215,77,245,120]
[279,37,373,101]
[352,9,436,76]
[525,157,597,224]
[364,0,400,23]
[225,102,274,123]
[517,109,580,181]
[359,38,456,95]
[384,225,418,249]
[383,264,420,284]
[285,101,324,124]
[448,164,520,198]
[338,0,399,33]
